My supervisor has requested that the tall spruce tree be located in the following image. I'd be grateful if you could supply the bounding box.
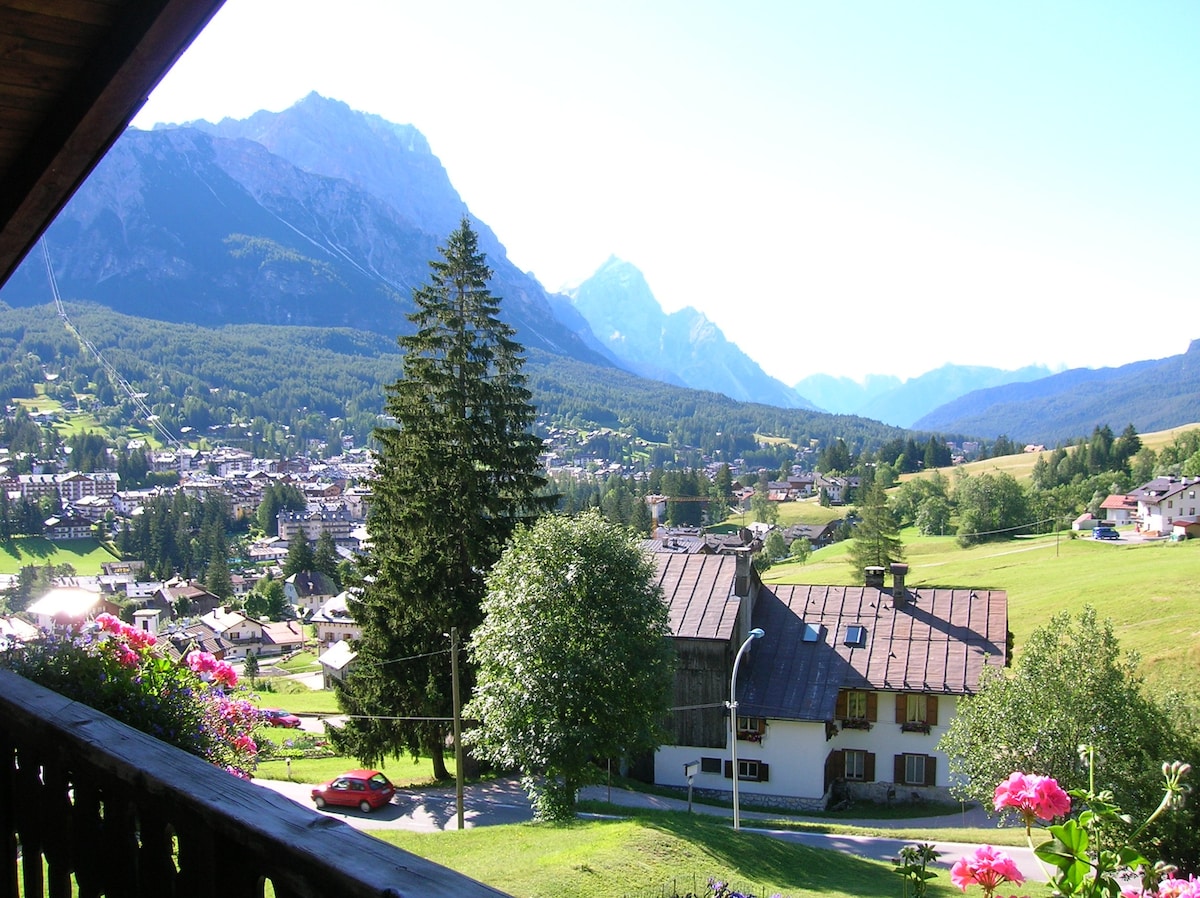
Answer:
[846,479,905,580]
[334,218,554,778]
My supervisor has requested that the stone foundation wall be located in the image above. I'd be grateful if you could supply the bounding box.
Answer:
[686,786,830,813]
[842,781,955,805]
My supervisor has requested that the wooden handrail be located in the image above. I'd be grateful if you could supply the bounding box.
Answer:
[0,669,508,897]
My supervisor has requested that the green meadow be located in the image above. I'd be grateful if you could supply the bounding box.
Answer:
[764,528,1200,695]
[0,536,117,574]
[373,811,981,898]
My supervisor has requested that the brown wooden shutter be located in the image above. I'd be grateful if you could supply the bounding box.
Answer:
[825,750,844,791]
[834,690,847,719]
[895,693,906,724]
[864,752,876,783]
[866,692,878,722]
[925,756,937,786]
[927,696,938,726]
[757,763,769,783]
[894,754,905,784]
[724,760,733,779]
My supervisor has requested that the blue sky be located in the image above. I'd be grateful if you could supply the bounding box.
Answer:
[133,1,1199,382]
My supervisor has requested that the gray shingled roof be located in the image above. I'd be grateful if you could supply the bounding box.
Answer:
[738,583,1007,722]
[654,553,743,642]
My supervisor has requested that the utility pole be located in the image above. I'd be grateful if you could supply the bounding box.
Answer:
[451,627,464,830]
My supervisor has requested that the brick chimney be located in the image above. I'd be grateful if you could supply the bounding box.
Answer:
[891,562,909,607]
[864,566,885,589]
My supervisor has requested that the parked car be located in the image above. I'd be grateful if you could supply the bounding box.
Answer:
[1093,527,1120,540]
[260,708,302,728]
[311,770,395,813]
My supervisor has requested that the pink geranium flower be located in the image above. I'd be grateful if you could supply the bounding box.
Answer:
[951,845,1025,897]
[994,771,1071,826]
[1156,876,1200,898]
[187,650,217,676]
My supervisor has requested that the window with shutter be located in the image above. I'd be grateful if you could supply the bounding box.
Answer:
[845,750,867,780]
[904,753,926,785]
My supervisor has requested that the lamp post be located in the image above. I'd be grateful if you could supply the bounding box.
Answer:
[728,627,764,831]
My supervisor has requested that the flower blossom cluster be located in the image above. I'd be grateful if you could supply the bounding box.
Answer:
[186,649,238,688]
[1125,877,1200,898]
[3,613,258,777]
[993,770,1072,828]
[950,845,1025,897]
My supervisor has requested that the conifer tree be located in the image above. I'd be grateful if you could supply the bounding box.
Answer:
[312,529,340,586]
[846,479,905,579]
[281,535,314,578]
[334,219,554,778]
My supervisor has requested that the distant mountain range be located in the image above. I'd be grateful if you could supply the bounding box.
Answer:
[795,365,1056,428]
[912,342,1200,445]
[565,257,813,409]
[1,92,1196,446]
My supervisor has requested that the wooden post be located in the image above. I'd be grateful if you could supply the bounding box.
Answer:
[452,627,464,831]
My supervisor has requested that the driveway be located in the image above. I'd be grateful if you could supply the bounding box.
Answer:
[255,776,1048,881]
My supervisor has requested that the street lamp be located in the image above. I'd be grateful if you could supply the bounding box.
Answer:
[728,627,764,831]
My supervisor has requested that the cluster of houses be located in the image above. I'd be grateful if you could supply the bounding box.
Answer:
[6,565,363,691]
[1,446,375,548]
[1074,476,1200,539]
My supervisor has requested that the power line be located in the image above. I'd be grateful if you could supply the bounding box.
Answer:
[41,238,181,448]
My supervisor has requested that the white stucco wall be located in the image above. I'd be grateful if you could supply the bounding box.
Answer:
[826,693,960,789]
[655,693,964,804]
[654,720,829,802]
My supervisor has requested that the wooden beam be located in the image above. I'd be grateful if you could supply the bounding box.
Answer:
[0,0,227,286]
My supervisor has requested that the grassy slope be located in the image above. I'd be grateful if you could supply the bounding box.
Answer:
[763,529,1200,695]
[374,813,978,898]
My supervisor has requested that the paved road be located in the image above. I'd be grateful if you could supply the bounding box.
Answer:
[255,776,1047,881]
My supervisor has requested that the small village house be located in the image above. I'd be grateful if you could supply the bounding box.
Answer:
[652,554,1008,809]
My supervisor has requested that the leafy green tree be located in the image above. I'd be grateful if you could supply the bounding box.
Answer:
[336,219,554,780]
[749,480,779,525]
[940,606,1199,869]
[763,529,787,561]
[954,470,1031,546]
[846,480,904,580]
[913,495,952,536]
[464,510,675,821]
[789,536,812,564]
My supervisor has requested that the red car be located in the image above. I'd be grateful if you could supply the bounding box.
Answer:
[311,770,395,813]
[260,708,302,728]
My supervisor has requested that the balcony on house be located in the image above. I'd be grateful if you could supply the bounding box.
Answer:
[1,670,507,898]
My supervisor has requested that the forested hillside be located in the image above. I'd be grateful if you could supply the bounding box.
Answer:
[0,303,911,460]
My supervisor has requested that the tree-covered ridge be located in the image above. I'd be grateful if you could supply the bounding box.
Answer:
[526,350,914,456]
[0,302,919,461]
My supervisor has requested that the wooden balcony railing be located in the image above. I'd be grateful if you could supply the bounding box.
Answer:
[0,669,509,898]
